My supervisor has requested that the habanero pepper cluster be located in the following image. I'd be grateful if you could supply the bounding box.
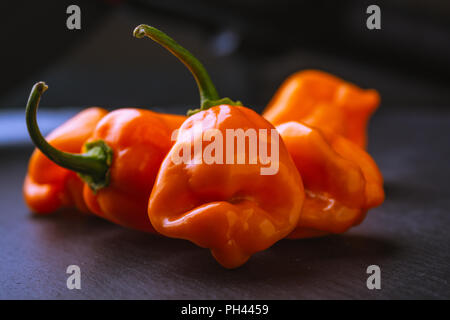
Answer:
[23,24,384,269]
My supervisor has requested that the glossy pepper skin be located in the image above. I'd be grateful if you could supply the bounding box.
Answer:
[134,25,304,268]
[81,109,186,231]
[276,121,384,239]
[149,105,304,268]
[25,82,186,232]
[263,70,380,148]
[24,107,107,214]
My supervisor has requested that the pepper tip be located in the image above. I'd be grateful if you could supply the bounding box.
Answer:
[35,81,48,94]
[133,24,147,39]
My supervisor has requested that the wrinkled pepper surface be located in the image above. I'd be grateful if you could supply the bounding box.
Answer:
[276,121,384,239]
[24,82,186,232]
[263,70,380,148]
[134,25,305,268]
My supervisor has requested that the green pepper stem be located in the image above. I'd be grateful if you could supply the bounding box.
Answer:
[133,24,241,115]
[26,82,112,192]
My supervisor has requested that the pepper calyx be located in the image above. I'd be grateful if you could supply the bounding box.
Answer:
[77,140,113,193]
[187,98,243,116]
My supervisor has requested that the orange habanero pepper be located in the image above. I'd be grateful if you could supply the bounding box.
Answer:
[276,121,384,239]
[24,82,186,232]
[263,70,380,148]
[133,25,304,268]
[24,107,107,214]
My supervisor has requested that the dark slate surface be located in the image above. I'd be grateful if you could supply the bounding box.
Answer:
[0,109,449,299]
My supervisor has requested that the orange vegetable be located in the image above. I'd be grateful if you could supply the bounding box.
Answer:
[24,107,107,214]
[134,25,304,268]
[276,121,384,238]
[24,82,186,232]
[263,70,380,148]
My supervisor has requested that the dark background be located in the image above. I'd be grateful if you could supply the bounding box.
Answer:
[1,0,450,112]
[0,0,450,300]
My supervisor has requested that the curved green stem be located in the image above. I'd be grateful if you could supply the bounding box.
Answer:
[26,82,112,192]
[133,24,241,115]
